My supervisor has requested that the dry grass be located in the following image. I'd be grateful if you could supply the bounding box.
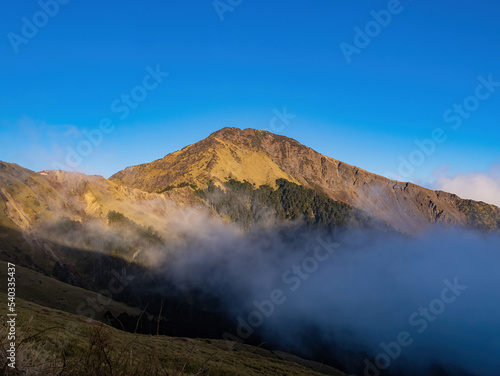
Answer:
[0,293,346,376]
[0,261,144,322]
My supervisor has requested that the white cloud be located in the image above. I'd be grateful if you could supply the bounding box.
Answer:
[433,165,500,207]
[0,116,85,173]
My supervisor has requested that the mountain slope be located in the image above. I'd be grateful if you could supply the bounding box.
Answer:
[110,131,301,192]
[0,160,203,277]
[110,127,500,233]
[0,292,349,376]
[0,161,199,232]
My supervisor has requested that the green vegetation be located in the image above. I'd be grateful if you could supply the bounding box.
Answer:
[457,200,500,231]
[45,214,163,259]
[107,210,163,245]
[196,178,374,229]
[35,213,164,285]
[157,182,197,194]
[106,210,129,224]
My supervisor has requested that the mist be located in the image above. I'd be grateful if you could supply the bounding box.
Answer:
[148,208,500,376]
[35,199,500,375]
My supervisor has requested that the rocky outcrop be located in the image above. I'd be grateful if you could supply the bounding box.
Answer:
[110,127,500,233]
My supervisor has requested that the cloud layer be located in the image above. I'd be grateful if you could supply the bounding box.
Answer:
[433,165,500,207]
[152,214,500,376]
[39,201,500,375]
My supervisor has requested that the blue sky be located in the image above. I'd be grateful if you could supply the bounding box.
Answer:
[1,1,499,199]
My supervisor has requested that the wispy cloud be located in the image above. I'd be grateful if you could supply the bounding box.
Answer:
[432,165,500,207]
[0,116,82,172]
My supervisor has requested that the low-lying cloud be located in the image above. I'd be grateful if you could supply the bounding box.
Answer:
[433,165,500,207]
[39,202,500,376]
[151,212,500,376]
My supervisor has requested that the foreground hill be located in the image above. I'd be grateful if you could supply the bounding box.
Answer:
[110,127,500,233]
[0,292,348,376]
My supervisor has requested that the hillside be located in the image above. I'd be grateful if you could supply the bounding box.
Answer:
[0,129,498,376]
[0,293,348,376]
[0,160,204,282]
[110,130,301,192]
[3,128,498,236]
[0,161,200,233]
[110,127,500,233]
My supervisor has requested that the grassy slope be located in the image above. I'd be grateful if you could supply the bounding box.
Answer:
[0,260,349,375]
[109,136,301,193]
[110,128,500,233]
[0,293,348,376]
[0,260,142,321]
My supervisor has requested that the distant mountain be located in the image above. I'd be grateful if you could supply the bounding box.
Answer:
[0,126,498,272]
[1,128,498,376]
[0,161,198,233]
[110,127,500,233]
[0,160,201,278]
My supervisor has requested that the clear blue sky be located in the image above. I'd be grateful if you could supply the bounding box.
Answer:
[1,0,499,186]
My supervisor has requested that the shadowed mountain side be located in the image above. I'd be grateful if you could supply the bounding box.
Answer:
[0,225,247,341]
[0,294,349,376]
[110,127,500,233]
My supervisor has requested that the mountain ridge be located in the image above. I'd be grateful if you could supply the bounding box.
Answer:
[1,127,498,234]
[0,130,498,376]
[110,127,500,233]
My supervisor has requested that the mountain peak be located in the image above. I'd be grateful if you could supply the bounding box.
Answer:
[109,128,500,233]
[209,127,273,141]
[209,126,243,137]
[208,127,304,152]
